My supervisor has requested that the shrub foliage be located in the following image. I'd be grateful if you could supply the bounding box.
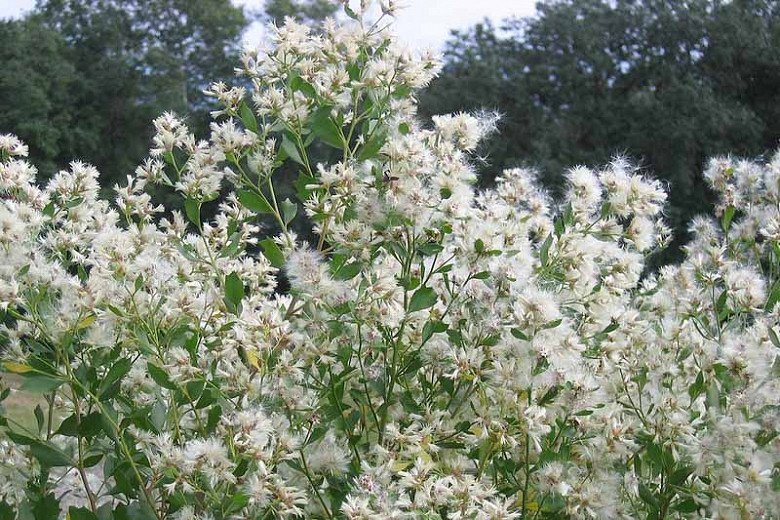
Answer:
[0,3,777,519]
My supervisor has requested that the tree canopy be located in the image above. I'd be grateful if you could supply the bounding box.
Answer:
[1,0,249,188]
[420,0,780,260]
[2,0,780,262]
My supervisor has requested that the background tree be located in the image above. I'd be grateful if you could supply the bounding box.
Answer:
[262,0,339,25]
[420,0,780,262]
[0,19,78,176]
[0,0,249,189]
[0,0,343,194]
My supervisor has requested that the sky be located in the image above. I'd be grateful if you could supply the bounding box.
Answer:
[0,0,537,51]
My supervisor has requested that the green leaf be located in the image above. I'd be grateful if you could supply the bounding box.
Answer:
[511,328,529,340]
[638,483,659,509]
[768,327,780,349]
[537,385,560,406]
[295,172,318,201]
[226,493,250,514]
[673,498,699,513]
[238,101,257,133]
[147,364,176,390]
[540,234,553,267]
[408,287,437,312]
[542,318,563,329]
[343,4,359,19]
[6,431,35,446]
[65,197,84,209]
[347,62,361,81]
[56,413,79,436]
[95,504,113,520]
[184,198,201,226]
[721,205,736,232]
[207,405,222,433]
[30,440,71,467]
[393,84,412,98]
[162,151,175,166]
[99,358,132,398]
[25,493,60,520]
[195,388,217,409]
[398,275,420,291]
[668,465,694,486]
[281,134,305,165]
[133,274,144,292]
[765,281,780,310]
[333,261,361,281]
[398,122,410,135]
[358,130,387,160]
[422,320,448,344]
[601,320,619,334]
[646,442,666,472]
[281,198,297,226]
[124,501,156,520]
[289,75,316,97]
[260,238,285,268]
[34,405,44,434]
[715,289,728,314]
[150,402,167,430]
[68,507,98,520]
[533,356,550,375]
[224,272,244,308]
[74,413,104,439]
[222,231,242,257]
[311,107,343,149]
[688,371,705,400]
[21,375,64,394]
[554,216,565,237]
[237,190,274,214]
[416,242,444,256]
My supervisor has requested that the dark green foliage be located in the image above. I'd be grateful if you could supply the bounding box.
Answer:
[262,0,339,26]
[0,19,78,177]
[0,0,249,189]
[0,0,339,216]
[420,0,780,263]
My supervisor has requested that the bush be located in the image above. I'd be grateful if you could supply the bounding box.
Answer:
[0,3,777,518]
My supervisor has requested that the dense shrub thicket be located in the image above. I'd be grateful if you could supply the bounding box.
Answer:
[0,3,778,519]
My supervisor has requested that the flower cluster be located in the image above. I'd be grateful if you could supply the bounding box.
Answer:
[0,2,777,519]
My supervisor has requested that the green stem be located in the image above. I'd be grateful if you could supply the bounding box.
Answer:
[521,388,532,518]
[299,450,333,519]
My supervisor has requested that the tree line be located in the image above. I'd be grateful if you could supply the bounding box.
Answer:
[0,0,335,189]
[1,0,778,261]
[421,0,780,262]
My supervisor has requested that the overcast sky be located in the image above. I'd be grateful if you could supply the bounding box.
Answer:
[0,0,537,51]
[391,0,536,49]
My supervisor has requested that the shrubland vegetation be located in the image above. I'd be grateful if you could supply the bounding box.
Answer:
[0,1,778,519]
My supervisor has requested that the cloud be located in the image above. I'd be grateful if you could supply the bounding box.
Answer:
[0,0,35,20]
[392,0,536,50]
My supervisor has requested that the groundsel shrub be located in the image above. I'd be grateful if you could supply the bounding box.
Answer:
[0,3,778,519]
